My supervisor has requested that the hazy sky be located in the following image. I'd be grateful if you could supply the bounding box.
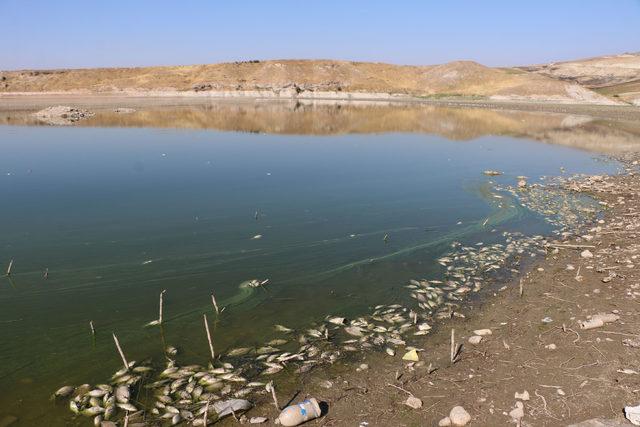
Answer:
[1,0,639,70]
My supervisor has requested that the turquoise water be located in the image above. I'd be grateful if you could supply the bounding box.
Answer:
[0,112,618,425]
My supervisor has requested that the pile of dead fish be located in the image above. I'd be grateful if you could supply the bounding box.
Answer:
[409,232,548,319]
[54,231,551,425]
[54,357,256,426]
[54,181,609,425]
[501,177,599,233]
[53,360,152,425]
[54,235,556,424]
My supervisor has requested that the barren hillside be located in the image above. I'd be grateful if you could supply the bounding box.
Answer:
[521,52,640,105]
[0,59,619,105]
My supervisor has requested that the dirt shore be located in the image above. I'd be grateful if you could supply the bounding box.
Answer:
[241,153,640,427]
[1,94,640,122]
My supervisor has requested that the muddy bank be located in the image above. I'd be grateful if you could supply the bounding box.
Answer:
[289,153,640,426]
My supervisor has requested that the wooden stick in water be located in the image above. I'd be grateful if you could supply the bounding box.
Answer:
[450,329,455,363]
[547,243,596,249]
[112,333,129,371]
[211,293,219,315]
[267,381,279,409]
[519,278,524,298]
[6,259,13,276]
[203,398,210,426]
[158,290,166,324]
[203,314,215,360]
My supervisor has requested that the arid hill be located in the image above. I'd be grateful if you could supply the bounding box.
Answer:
[521,52,640,105]
[0,59,619,105]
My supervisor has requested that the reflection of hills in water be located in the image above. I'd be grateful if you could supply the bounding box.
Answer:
[3,100,640,153]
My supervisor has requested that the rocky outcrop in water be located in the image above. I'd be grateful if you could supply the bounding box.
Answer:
[32,105,94,125]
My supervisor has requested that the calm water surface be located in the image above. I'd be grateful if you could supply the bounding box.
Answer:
[0,102,632,425]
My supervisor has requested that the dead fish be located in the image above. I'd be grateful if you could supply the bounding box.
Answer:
[307,328,323,338]
[417,323,432,331]
[227,347,252,357]
[256,346,279,355]
[156,395,173,404]
[81,407,105,417]
[160,366,179,377]
[234,388,252,397]
[267,339,288,346]
[69,400,80,414]
[274,324,293,333]
[104,405,115,420]
[261,363,284,375]
[327,317,346,325]
[116,402,137,412]
[247,381,266,387]
[165,405,180,414]
[88,389,108,397]
[344,326,364,337]
[115,385,130,403]
[53,385,75,399]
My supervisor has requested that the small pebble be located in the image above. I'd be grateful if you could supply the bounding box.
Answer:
[581,249,594,258]
[449,406,471,426]
[468,336,482,345]
[509,401,524,422]
[405,396,423,409]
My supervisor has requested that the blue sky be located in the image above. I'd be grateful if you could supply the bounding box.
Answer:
[1,0,638,70]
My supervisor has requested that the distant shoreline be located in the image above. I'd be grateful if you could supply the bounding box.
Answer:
[2,91,640,121]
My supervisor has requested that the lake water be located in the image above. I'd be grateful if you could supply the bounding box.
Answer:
[0,101,637,425]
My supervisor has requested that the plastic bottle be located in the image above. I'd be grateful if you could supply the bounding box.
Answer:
[277,398,321,426]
